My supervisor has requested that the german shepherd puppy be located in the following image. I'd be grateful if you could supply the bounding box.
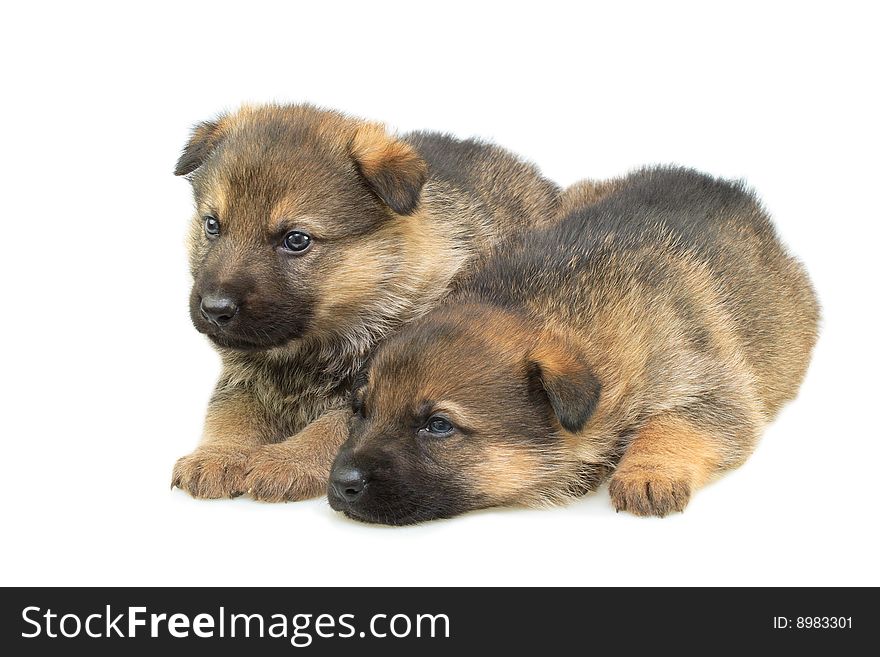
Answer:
[171,104,558,501]
[329,167,819,524]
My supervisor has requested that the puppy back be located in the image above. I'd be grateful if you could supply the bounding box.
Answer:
[466,166,819,418]
[405,131,560,231]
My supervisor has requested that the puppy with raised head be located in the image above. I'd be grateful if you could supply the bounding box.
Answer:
[329,167,819,524]
[171,104,558,501]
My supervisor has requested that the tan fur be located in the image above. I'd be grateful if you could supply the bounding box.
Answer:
[472,445,544,504]
[244,409,351,503]
[310,204,470,335]
[608,415,723,516]
[349,122,428,186]
[171,387,271,498]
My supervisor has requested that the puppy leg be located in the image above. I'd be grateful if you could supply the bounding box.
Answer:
[608,415,727,517]
[243,409,351,503]
[172,385,272,499]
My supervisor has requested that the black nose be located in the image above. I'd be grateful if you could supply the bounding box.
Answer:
[200,293,239,326]
[330,466,367,503]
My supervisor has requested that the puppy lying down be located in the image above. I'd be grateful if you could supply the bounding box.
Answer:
[328,167,819,525]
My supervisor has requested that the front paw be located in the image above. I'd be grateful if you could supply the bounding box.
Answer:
[608,467,691,517]
[171,446,249,499]
[243,445,327,503]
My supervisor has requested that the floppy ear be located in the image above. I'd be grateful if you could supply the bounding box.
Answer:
[174,117,228,176]
[529,332,602,433]
[349,123,428,215]
[350,360,372,417]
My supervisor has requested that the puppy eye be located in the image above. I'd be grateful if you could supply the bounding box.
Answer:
[204,215,220,237]
[282,230,312,253]
[424,416,454,436]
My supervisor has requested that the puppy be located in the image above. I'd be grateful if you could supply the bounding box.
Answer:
[329,167,819,524]
[170,104,559,501]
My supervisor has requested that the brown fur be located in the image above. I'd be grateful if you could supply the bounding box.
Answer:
[171,104,559,500]
[243,409,351,502]
[608,415,722,516]
[329,166,819,523]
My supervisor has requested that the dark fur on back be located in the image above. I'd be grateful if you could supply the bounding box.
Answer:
[465,167,818,416]
[405,132,561,232]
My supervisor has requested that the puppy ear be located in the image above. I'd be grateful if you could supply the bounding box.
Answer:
[174,117,228,176]
[350,360,372,417]
[349,123,428,215]
[529,332,601,433]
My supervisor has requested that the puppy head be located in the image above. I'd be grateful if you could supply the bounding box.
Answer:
[327,304,602,525]
[176,105,428,352]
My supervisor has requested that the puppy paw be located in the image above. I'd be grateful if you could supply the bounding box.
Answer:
[243,445,326,503]
[608,467,691,517]
[171,446,249,499]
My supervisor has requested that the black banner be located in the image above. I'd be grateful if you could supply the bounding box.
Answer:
[0,587,869,654]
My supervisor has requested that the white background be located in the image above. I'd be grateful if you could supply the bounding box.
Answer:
[1,1,877,587]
